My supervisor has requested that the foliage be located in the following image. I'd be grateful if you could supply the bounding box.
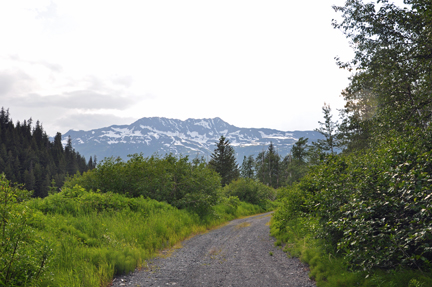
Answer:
[337,93,374,153]
[291,137,309,163]
[282,137,311,185]
[272,182,432,286]
[275,184,312,218]
[0,174,52,286]
[0,108,95,197]
[255,142,282,188]
[333,0,432,131]
[240,155,255,179]
[237,139,318,188]
[222,178,276,207]
[208,136,240,187]
[20,183,265,287]
[271,0,432,285]
[284,128,431,271]
[312,103,339,154]
[336,130,432,270]
[65,153,221,216]
[307,0,432,271]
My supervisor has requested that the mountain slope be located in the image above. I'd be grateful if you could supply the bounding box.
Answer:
[62,117,323,163]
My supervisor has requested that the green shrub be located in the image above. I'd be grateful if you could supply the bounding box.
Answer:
[276,127,432,272]
[0,174,52,287]
[222,178,276,207]
[332,131,432,271]
[272,127,432,284]
[19,183,265,286]
[65,153,222,216]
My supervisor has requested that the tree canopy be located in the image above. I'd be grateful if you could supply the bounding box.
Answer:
[333,0,432,133]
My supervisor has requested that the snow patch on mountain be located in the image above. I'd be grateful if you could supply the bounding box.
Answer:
[219,129,228,135]
[194,120,211,129]
[259,131,296,140]
[62,117,324,163]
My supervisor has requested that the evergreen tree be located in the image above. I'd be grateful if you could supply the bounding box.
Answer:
[209,136,239,186]
[266,143,280,188]
[48,178,57,195]
[312,103,339,154]
[240,155,255,179]
[283,137,310,185]
[65,136,79,175]
[88,156,94,170]
[23,169,35,191]
[291,137,308,163]
[255,142,281,188]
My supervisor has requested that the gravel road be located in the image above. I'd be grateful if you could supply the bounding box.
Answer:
[111,212,316,287]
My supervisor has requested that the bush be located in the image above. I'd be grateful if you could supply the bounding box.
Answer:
[333,131,432,270]
[294,127,432,271]
[0,174,52,286]
[22,183,266,286]
[222,178,276,207]
[65,153,222,216]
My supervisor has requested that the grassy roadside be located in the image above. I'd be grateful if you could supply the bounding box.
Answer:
[270,214,432,287]
[18,185,269,287]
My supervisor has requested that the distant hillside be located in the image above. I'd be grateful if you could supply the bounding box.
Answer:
[62,117,324,163]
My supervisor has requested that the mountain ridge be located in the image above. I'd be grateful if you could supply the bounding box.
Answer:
[62,117,324,163]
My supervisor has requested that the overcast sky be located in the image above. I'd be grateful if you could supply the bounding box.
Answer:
[0,0,354,137]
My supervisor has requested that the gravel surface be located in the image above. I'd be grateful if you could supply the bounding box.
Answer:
[111,212,316,287]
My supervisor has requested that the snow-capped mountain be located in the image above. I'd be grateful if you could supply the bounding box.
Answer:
[62,117,324,163]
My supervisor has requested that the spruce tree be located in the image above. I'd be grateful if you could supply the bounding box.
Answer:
[255,142,281,188]
[240,155,255,179]
[312,103,339,154]
[283,137,309,185]
[209,136,239,186]
[265,142,280,188]
[291,137,308,162]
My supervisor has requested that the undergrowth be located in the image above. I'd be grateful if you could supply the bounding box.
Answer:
[270,126,432,286]
[2,183,267,287]
[270,204,432,287]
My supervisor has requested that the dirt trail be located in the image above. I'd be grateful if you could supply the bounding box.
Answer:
[111,212,315,287]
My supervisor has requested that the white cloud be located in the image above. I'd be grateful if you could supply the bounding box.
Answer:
[0,69,35,97]
[0,0,354,136]
[56,113,136,133]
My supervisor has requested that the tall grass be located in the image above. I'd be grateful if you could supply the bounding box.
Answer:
[21,185,266,287]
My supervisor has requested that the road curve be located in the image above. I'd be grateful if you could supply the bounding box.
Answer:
[111,212,316,287]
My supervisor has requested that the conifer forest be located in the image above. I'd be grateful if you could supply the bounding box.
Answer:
[0,108,95,198]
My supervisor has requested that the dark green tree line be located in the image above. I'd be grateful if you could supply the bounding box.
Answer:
[239,138,320,188]
[0,108,95,197]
